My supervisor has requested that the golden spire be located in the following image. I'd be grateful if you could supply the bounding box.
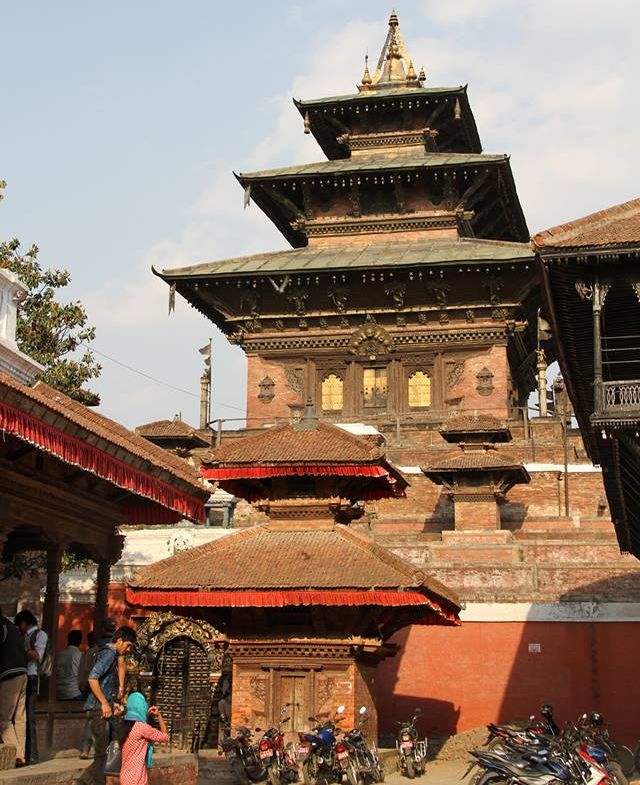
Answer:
[362,10,424,92]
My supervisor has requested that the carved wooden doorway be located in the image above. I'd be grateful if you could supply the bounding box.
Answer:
[152,636,211,749]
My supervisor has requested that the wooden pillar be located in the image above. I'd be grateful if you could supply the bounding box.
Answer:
[592,277,606,415]
[42,543,64,703]
[93,534,125,638]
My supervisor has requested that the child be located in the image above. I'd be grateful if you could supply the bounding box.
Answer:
[118,692,169,785]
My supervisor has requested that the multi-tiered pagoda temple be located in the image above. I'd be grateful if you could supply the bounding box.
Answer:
[142,13,640,744]
[157,11,540,427]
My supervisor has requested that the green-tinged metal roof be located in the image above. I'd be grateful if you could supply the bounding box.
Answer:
[294,85,467,107]
[238,152,508,182]
[158,238,533,279]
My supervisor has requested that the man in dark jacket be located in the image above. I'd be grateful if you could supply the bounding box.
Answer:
[0,607,27,767]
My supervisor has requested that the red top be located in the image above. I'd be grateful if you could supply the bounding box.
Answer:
[120,722,169,785]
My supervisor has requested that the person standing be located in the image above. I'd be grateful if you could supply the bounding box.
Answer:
[0,607,27,768]
[56,630,83,701]
[118,692,169,785]
[14,610,48,765]
[75,626,136,785]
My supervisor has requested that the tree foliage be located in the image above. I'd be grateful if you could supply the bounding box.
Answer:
[0,181,101,404]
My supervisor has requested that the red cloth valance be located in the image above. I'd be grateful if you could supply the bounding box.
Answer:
[201,465,390,480]
[125,588,459,625]
[0,399,205,523]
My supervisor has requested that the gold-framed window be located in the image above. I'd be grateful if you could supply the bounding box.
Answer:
[408,370,431,408]
[321,374,343,411]
[363,367,388,408]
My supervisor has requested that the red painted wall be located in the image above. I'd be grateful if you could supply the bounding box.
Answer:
[377,621,640,746]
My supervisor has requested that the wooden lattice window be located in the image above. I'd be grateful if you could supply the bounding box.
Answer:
[322,374,343,411]
[363,367,388,408]
[408,371,432,408]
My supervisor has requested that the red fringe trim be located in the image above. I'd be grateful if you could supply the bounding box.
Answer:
[201,465,390,480]
[125,588,459,625]
[0,400,205,523]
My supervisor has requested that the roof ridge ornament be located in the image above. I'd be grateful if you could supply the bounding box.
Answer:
[359,10,423,93]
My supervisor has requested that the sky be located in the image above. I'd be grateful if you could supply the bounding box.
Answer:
[1,0,639,429]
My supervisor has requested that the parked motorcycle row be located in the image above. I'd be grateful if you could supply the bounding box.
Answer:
[222,705,418,785]
[468,704,634,785]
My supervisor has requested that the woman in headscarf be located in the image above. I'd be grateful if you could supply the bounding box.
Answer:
[118,692,169,785]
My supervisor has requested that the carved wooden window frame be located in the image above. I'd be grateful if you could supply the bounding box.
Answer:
[407,370,432,409]
[321,373,344,412]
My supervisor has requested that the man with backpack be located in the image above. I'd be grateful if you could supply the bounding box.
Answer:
[14,610,50,765]
[75,626,136,785]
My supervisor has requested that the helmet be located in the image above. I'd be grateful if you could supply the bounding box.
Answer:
[589,712,603,727]
[540,704,554,717]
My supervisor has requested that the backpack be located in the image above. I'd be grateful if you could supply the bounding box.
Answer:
[77,645,99,695]
[78,644,115,695]
[28,628,53,679]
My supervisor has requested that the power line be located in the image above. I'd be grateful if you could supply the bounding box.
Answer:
[88,345,246,413]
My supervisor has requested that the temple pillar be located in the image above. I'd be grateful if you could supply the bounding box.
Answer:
[42,542,64,703]
[93,534,125,637]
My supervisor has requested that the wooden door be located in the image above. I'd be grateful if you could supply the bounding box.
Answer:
[279,674,308,731]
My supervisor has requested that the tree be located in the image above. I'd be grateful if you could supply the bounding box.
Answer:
[0,181,101,404]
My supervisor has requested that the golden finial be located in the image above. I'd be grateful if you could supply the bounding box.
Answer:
[454,98,462,120]
[389,9,399,27]
[407,59,417,80]
[303,111,311,134]
[419,65,426,82]
[361,54,372,87]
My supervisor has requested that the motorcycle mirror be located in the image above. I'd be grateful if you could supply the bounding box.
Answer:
[414,708,423,717]
[255,727,262,732]
[308,716,317,722]
[359,706,368,715]
[336,705,346,714]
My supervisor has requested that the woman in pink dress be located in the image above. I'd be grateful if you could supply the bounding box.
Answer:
[119,692,169,785]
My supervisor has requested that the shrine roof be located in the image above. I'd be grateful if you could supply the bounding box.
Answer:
[202,420,383,466]
[0,371,208,522]
[424,449,527,471]
[237,152,508,182]
[439,415,511,442]
[294,85,468,107]
[157,237,533,280]
[128,522,459,606]
[136,417,210,447]
[532,197,640,254]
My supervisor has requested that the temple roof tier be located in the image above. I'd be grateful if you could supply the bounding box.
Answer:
[126,522,461,629]
[295,86,481,159]
[157,237,533,280]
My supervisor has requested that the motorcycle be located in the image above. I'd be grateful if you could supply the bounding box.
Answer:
[257,710,299,785]
[395,709,427,779]
[222,725,267,785]
[467,712,627,785]
[298,705,356,785]
[344,706,384,784]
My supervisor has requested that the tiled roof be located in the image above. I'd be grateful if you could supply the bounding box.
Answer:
[424,451,524,471]
[203,421,383,467]
[238,152,508,182]
[128,523,459,606]
[440,415,509,434]
[158,238,533,279]
[533,198,640,252]
[0,372,205,493]
[136,418,210,446]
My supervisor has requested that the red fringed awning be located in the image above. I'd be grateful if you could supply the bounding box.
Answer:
[201,465,390,480]
[125,588,459,625]
[0,400,205,523]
